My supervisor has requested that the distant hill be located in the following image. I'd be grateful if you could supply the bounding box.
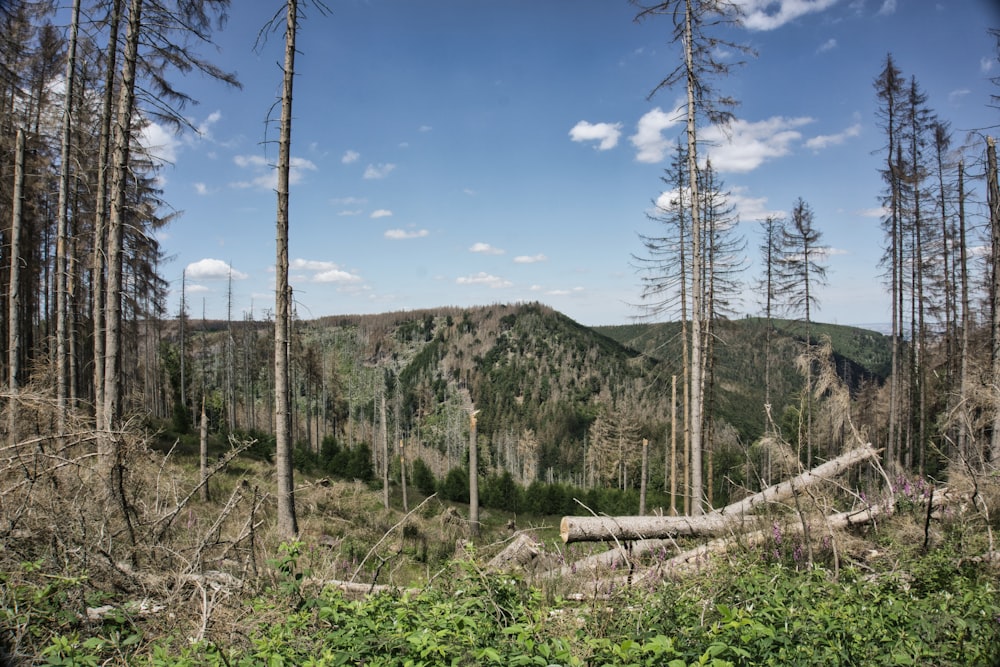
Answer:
[167,303,892,485]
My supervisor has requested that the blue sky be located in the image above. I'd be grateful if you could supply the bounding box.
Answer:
[139,0,1000,328]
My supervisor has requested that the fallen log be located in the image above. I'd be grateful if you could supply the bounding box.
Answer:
[561,443,879,544]
[487,531,545,572]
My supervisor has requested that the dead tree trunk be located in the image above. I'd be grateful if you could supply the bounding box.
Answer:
[561,444,878,543]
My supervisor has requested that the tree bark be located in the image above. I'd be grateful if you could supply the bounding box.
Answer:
[560,443,878,543]
[102,0,142,464]
[274,0,299,539]
[8,128,24,448]
[55,0,81,433]
[988,136,1000,465]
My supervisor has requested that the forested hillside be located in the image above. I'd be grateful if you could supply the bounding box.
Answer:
[153,303,894,503]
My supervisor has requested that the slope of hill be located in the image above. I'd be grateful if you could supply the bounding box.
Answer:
[166,303,892,488]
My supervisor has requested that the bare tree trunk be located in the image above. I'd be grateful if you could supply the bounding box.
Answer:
[469,408,480,536]
[381,389,389,509]
[639,438,648,516]
[988,136,1000,466]
[683,0,705,515]
[92,0,122,431]
[560,443,878,544]
[102,0,142,463]
[274,0,299,539]
[200,397,208,502]
[55,0,81,434]
[400,439,408,512]
[670,375,677,515]
[958,160,971,462]
[8,128,24,447]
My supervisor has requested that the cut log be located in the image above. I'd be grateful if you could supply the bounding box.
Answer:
[487,532,544,572]
[561,443,878,544]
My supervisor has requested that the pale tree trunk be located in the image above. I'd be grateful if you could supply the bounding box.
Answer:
[958,161,971,462]
[469,408,480,536]
[92,0,122,432]
[381,389,389,509]
[274,0,299,539]
[200,397,208,502]
[683,0,705,515]
[102,0,142,463]
[987,136,1000,466]
[8,128,24,448]
[639,438,648,515]
[560,443,878,544]
[55,0,81,433]
[400,439,408,512]
[670,375,677,515]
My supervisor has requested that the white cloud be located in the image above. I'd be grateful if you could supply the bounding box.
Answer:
[456,272,513,288]
[470,242,505,255]
[332,196,367,205]
[857,206,888,218]
[804,122,861,150]
[139,121,180,165]
[196,110,222,138]
[419,125,433,132]
[186,283,210,294]
[630,106,683,164]
[877,0,897,16]
[232,154,317,190]
[729,187,786,222]
[185,258,248,280]
[338,209,363,216]
[981,57,995,74]
[291,258,362,284]
[342,149,360,164]
[385,228,429,240]
[370,209,393,219]
[292,259,337,271]
[513,254,547,264]
[364,163,397,179]
[194,182,209,195]
[739,0,840,31]
[702,116,813,172]
[817,38,837,53]
[948,89,971,106]
[314,268,363,284]
[569,120,623,150]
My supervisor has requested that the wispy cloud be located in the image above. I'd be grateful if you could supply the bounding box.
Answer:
[817,38,837,53]
[729,187,786,222]
[185,258,248,280]
[630,106,683,164]
[569,120,623,150]
[364,163,396,179]
[804,122,861,150]
[877,0,897,16]
[342,149,360,164]
[740,0,840,31]
[456,272,513,288]
[232,154,317,190]
[370,209,393,218]
[513,254,547,264]
[385,228,429,240]
[470,242,505,255]
[291,258,362,284]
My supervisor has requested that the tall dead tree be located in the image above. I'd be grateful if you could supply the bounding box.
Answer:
[54,0,81,432]
[988,136,1000,466]
[632,0,749,514]
[274,0,300,538]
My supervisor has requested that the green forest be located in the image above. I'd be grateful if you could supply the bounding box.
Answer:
[2,0,1000,664]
